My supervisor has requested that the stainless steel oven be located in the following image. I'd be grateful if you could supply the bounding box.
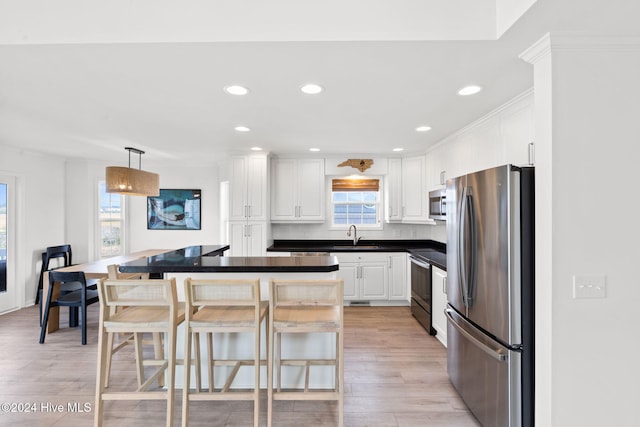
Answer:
[410,255,435,335]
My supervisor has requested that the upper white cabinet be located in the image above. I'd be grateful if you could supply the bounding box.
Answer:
[426,91,534,191]
[385,158,403,222]
[271,158,325,222]
[229,155,268,222]
[401,155,430,223]
[502,95,534,167]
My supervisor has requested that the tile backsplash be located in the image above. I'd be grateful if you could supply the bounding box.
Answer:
[272,222,447,244]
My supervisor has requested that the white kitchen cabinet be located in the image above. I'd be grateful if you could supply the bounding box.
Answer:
[334,254,388,302]
[385,158,403,222]
[229,222,267,256]
[230,155,268,222]
[271,158,325,222]
[333,252,409,305]
[503,96,534,167]
[388,253,408,300]
[431,266,448,347]
[401,155,430,223]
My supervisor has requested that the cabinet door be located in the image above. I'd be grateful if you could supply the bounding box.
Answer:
[401,156,428,222]
[246,222,267,256]
[228,222,247,256]
[431,266,448,346]
[271,158,297,220]
[361,262,388,300]
[503,98,534,167]
[388,253,407,300]
[246,156,267,220]
[230,155,267,221]
[229,157,249,221]
[336,262,359,300]
[386,158,403,222]
[297,158,325,220]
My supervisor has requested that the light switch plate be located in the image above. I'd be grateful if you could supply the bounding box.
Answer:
[572,275,606,299]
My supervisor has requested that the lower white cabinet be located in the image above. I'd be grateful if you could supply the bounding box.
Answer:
[333,252,407,305]
[388,253,408,300]
[431,266,448,347]
[229,222,267,256]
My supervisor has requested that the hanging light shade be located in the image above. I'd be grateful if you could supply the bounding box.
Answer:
[105,147,159,197]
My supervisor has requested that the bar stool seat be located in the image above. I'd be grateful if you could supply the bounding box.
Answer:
[182,278,267,427]
[267,279,344,427]
[94,277,183,427]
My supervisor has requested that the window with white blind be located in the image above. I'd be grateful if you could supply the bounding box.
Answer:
[331,178,382,228]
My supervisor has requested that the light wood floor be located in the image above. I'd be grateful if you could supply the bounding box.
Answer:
[0,304,481,426]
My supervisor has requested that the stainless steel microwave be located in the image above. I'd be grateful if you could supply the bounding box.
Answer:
[428,189,446,221]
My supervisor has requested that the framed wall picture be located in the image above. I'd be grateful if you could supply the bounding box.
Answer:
[147,189,201,230]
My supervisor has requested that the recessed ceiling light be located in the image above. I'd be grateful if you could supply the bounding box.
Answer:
[224,85,249,96]
[251,147,262,151]
[415,126,432,132]
[309,148,320,152]
[235,126,251,132]
[300,84,324,95]
[458,85,482,96]
[393,148,404,152]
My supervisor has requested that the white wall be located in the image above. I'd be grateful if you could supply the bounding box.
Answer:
[523,33,640,427]
[127,164,221,252]
[0,146,66,307]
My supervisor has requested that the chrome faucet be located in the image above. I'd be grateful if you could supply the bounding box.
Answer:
[347,224,361,246]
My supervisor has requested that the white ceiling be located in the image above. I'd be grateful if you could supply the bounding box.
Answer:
[0,0,637,166]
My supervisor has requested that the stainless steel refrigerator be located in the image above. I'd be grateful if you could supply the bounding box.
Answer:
[445,164,534,427]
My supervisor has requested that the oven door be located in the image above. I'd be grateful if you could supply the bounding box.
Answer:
[410,256,435,334]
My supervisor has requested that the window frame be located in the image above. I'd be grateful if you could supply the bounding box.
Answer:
[329,176,383,230]
[96,180,126,259]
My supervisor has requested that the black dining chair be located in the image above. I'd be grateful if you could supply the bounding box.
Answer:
[36,245,96,326]
[39,271,99,345]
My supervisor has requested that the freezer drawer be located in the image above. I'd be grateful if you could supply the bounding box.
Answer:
[446,307,522,427]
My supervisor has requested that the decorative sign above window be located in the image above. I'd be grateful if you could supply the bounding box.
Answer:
[337,159,374,173]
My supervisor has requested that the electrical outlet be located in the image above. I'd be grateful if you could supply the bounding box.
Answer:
[572,275,606,299]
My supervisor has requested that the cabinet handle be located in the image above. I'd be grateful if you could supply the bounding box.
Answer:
[248,205,252,218]
[388,256,392,269]
[528,142,535,165]
[440,170,446,185]
[443,277,447,295]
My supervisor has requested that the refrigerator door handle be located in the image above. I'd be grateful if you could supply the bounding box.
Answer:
[466,186,477,306]
[458,186,469,308]
[445,308,508,362]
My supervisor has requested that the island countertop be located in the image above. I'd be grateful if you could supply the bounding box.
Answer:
[118,245,339,274]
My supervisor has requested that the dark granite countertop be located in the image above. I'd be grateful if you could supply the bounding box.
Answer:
[267,239,447,270]
[119,245,339,274]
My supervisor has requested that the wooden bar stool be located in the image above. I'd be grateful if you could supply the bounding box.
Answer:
[182,278,268,427]
[104,264,162,388]
[267,279,344,427]
[94,277,183,427]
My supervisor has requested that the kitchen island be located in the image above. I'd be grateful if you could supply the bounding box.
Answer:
[118,245,340,389]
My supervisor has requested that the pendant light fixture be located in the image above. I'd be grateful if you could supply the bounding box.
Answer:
[105,147,159,196]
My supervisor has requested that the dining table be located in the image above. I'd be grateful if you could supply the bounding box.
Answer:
[41,249,172,334]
